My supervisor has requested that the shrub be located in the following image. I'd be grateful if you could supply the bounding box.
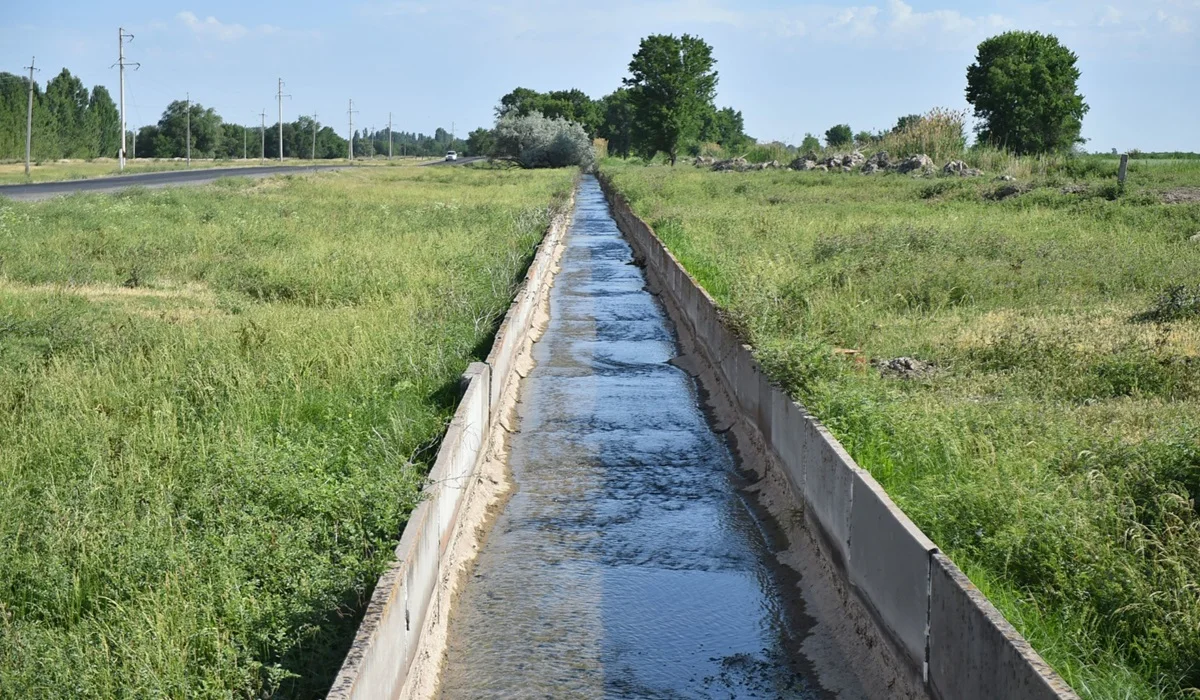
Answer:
[876,107,967,163]
[492,111,596,170]
[825,124,852,149]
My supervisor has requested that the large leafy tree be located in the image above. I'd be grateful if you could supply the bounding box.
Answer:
[624,33,718,165]
[156,100,224,158]
[700,106,747,150]
[597,89,635,159]
[496,87,601,136]
[44,69,90,157]
[966,31,1088,154]
[88,86,120,158]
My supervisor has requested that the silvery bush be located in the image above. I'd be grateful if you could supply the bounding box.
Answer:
[492,111,595,170]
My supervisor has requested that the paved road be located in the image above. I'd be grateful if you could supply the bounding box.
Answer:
[422,156,487,167]
[0,164,343,202]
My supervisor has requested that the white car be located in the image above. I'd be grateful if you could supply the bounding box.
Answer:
[444,150,458,161]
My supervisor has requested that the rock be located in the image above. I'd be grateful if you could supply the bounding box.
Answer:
[896,153,934,174]
[1061,184,1089,195]
[841,165,852,172]
[943,160,983,177]
[814,164,828,172]
[875,357,936,379]
[712,157,750,172]
[693,156,715,167]
[987,183,1027,201]
[994,174,1016,182]
[866,150,891,169]
[861,162,879,175]
[1189,233,1200,244]
[843,151,865,167]
[788,157,817,171]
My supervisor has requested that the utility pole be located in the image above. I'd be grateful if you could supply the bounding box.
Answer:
[388,112,393,160]
[131,129,136,159]
[185,92,191,166]
[347,99,358,161]
[23,57,38,177]
[276,78,291,162]
[311,112,318,161]
[115,28,139,171]
[243,123,247,160]
[259,109,266,164]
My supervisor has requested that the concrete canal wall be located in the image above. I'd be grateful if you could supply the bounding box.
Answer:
[598,174,1078,700]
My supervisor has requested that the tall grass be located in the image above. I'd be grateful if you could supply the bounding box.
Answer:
[0,166,574,698]
[874,107,968,163]
[604,160,1200,699]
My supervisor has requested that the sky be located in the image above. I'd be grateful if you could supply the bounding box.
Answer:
[3,0,1199,152]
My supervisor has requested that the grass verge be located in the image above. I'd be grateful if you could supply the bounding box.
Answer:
[603,158,1200,699]
[0,165,574,697]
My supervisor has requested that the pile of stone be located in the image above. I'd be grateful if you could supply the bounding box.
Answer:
[895,153,934,174]
[712,157,750,172]
[943,160,984,177]
[860,151,892,174]
[693,156,716,168]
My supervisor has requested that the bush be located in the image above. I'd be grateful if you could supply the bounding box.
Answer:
[492,111,596,170]
[825,124,852,148]
[876,107,967,163]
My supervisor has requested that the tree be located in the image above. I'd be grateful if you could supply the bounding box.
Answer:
[800,133,821,153]
[88,86,120,158]
[966,31,1088,154]
[854,130,876,146]
[155,100,223,158]
[597,89,635,159]
[700,106,748,150]
[624,33,718,165]
[465,128,495,157]
[44,69,90,157]
[825,124,852,148]
[492,111,594,169]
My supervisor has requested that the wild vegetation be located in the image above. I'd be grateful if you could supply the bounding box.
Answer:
[603,158,1200,699]
[0,166,574,697]
[0,69,119,161]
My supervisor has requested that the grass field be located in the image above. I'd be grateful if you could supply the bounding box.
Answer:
[604,158,1200,699]
[0,158,362,185]
[0,166,573,697]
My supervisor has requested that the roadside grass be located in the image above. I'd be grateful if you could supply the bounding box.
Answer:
[603,159,1200,699]
[0,158,354,185]
[0,166,574,698]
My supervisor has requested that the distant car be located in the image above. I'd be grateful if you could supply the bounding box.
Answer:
[444,150,458,161]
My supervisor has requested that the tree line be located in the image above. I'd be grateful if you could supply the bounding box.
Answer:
[1,67,473,161]
[478,34,751,166]
[0,68,119,160]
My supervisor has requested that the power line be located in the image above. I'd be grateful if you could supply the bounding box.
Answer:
[276,78,291,162]
[113,27,139,171]
[23,56,39,177]
[347,99,358,161]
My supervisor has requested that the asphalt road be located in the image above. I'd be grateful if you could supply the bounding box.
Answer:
[0,164,343,202]
[422,156,487,167]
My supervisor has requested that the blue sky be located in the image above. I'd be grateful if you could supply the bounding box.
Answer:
[4,0,1198,151]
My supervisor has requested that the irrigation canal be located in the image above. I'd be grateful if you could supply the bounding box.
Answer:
[437,176,840,698]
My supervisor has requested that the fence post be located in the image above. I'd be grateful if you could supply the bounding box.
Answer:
[1118,154,1129,185]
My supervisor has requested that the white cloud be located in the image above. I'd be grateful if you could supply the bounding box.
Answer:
[358,1,431,17]
[176,11,248,41]
[1156,9,1192,32]
[1098,5,1122,26]
[829,6,881,37]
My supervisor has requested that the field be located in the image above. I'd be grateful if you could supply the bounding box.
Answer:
[0,158,365,185]
[603,157,1200,699]
[0,166,573,697]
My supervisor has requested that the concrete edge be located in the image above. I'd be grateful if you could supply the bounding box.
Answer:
[326,183,578,700]
[596,172,1078,700]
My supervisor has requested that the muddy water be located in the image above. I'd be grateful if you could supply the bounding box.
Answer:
[438,176,830,699]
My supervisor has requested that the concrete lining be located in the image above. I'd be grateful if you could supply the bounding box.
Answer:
[599,174,1077,700]
[327,187,575,700]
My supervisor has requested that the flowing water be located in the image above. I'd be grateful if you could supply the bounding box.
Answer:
[438,176,831,699]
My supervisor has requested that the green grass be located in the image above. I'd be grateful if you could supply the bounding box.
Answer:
[603,158,1200,699]
[0,166,574,698]
[0,158,355,185]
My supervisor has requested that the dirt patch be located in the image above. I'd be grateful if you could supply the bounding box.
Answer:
[1162,187,1200,204]
[986,183,1028,201]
